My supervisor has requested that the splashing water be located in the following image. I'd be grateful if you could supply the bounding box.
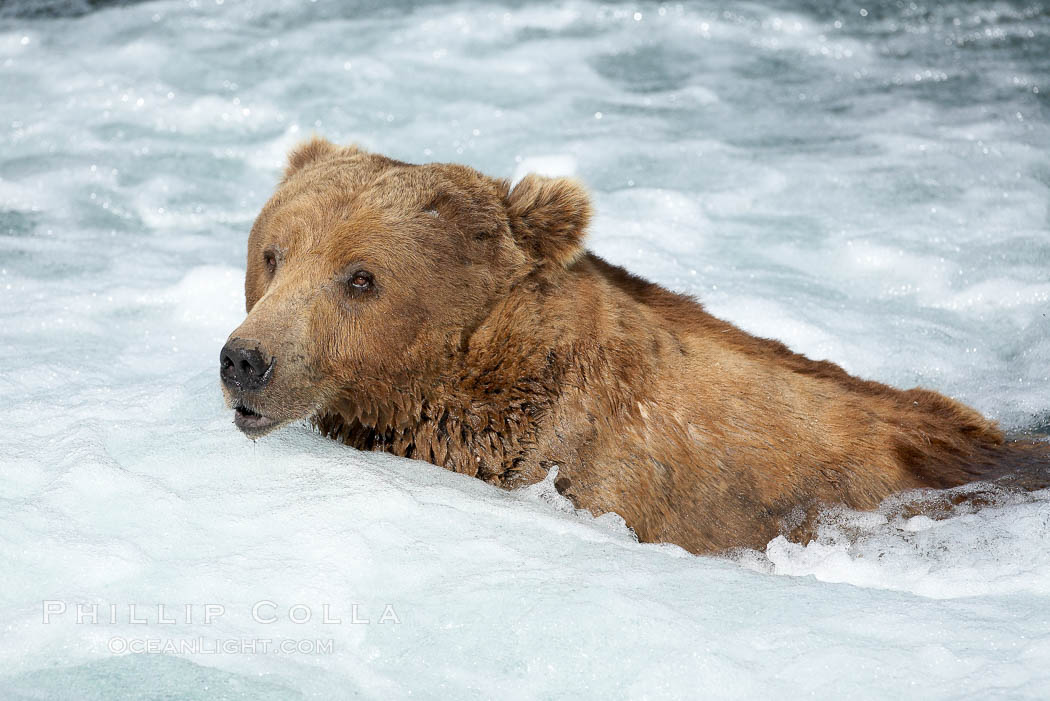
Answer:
[1,0,1049,698]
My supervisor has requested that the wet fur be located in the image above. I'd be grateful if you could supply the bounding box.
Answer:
[229,138,1049,554]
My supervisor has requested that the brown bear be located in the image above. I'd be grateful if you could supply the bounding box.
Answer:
[220,137,1048,554]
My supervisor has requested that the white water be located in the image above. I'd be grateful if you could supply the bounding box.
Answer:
[1,0,1049,698]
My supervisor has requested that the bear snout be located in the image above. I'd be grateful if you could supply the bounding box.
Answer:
[220,339,276,393]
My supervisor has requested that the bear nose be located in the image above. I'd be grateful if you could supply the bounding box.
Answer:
[220,340,275,392]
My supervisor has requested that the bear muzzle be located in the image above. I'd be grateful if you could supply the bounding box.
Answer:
[220,338,284,437]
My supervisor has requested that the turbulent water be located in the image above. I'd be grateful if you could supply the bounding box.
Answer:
[1,0,1049,698]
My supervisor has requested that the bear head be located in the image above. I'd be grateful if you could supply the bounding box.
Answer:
[220,137,591,437]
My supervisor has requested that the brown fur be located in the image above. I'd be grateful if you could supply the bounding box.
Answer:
[221,138,1049,554]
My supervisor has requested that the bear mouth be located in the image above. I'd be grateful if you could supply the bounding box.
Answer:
[233,404,279,436]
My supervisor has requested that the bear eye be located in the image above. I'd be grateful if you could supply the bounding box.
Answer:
[347,270,375,294]
[263,250,278,275]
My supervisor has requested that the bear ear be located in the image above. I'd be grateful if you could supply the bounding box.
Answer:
[505,174,591,267]
[284,137,362,179]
